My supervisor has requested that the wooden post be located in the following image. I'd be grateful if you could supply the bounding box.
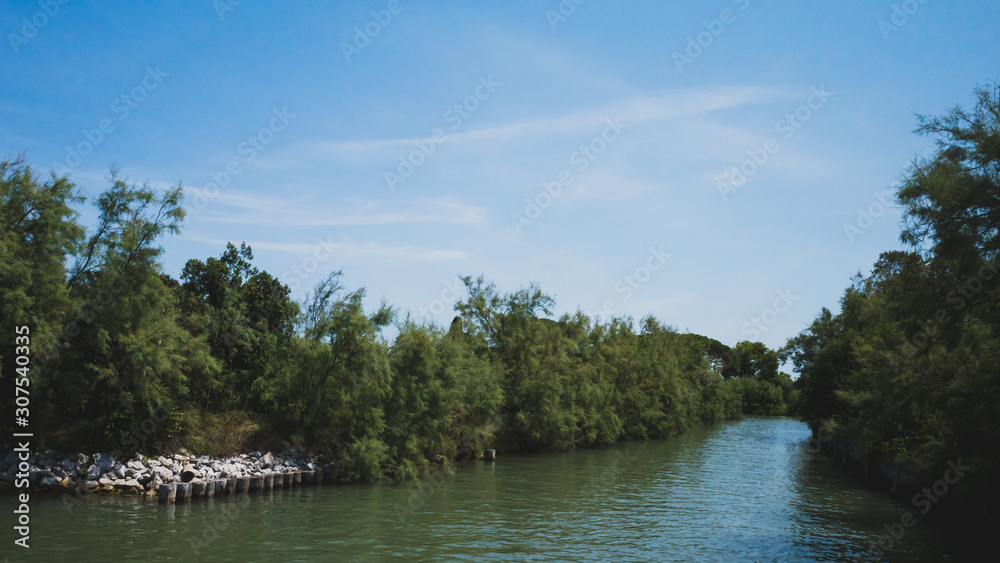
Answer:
[192,481,207,499]
[484,450,496,461]
[263,474,273,491]
[250,475,263,492]
[236,477,250,494]
[283,473,292,488]
[205,479,215,498]
[158,483,176,504]
[273,473,283,489]
[175,482,191,502]
[214,480,226,496]
[292,472,301,487]
[225,478,237,495]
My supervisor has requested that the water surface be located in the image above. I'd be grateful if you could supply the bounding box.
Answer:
[4,417,960,561]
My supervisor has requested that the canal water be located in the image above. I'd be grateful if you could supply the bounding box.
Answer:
[4,417,961,561]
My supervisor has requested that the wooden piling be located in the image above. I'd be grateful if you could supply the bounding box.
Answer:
[191,481,207,499]
[214,479,226,496]
[292,472,302,487]
[236,477,250,494]
[250,475,263,492]
[263,474,273,491]
[158,483,176,504]
[225,478,237,495]
[283,473,292,488]
[205,479,215,498]
[175,482,191,502]
[484,449,496,461]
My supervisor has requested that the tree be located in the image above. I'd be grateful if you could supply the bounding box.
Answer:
[180,242,298,411]
[0,156,83,438]
[455,275,558,450]
[784,85,1000,517]
[276,272,394,480]
[41,169,209,450]
[730,341,780,384]
[899,83,1000,271]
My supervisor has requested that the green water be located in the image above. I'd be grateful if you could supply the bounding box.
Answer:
[3,417,962,561]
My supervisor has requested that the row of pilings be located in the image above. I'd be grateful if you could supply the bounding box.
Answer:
[158,469,327,503]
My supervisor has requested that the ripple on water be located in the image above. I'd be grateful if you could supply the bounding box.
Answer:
[11,417,962,561]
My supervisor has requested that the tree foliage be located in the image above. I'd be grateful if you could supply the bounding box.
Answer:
[2,158,780,480]
[786,84,1000,512]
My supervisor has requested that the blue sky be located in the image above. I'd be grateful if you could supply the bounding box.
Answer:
[3,0,998,353]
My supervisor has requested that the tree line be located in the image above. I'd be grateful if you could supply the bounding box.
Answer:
[1,158,793,481]
[783,83,1000,517]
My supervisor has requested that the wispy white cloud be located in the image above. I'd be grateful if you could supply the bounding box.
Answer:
[265,85,796,167]
[185,189,488,227]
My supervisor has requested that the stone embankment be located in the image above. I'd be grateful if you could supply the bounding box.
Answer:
[0,448,329,496]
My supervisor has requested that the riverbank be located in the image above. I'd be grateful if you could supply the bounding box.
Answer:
[0,448,330,496]
[809,425,995,561]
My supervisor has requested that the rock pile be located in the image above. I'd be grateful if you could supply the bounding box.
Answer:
[0,449,328,496]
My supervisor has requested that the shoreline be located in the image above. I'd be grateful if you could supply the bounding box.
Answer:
[0,447,332,497]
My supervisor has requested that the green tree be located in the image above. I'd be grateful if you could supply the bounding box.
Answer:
[0,156,83,437]
[276,272,394,480]
[899,83,1000,273]
[180,242,298,411]
[44,170,212,450]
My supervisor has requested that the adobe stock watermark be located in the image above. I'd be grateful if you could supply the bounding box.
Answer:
[844,148,934,244]
[384,74,500,192]
[341,1,404,63]
[877,0,931,41]
[212,0,244,21]
[672,0,751,73]
[393,461,456,524]
[511,116,626,234]
[545,0,587,31]
[7,0,71,54]
[716,85,834,202]
[741,288,799,340]
[188,107,295,213]
[49,65,168,176]
[415,277,465,321]
[281,236,339,293]
[888,262,1000,370]
[588,246,671,321]
[843,188,894,244]
[854,459,971,562]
